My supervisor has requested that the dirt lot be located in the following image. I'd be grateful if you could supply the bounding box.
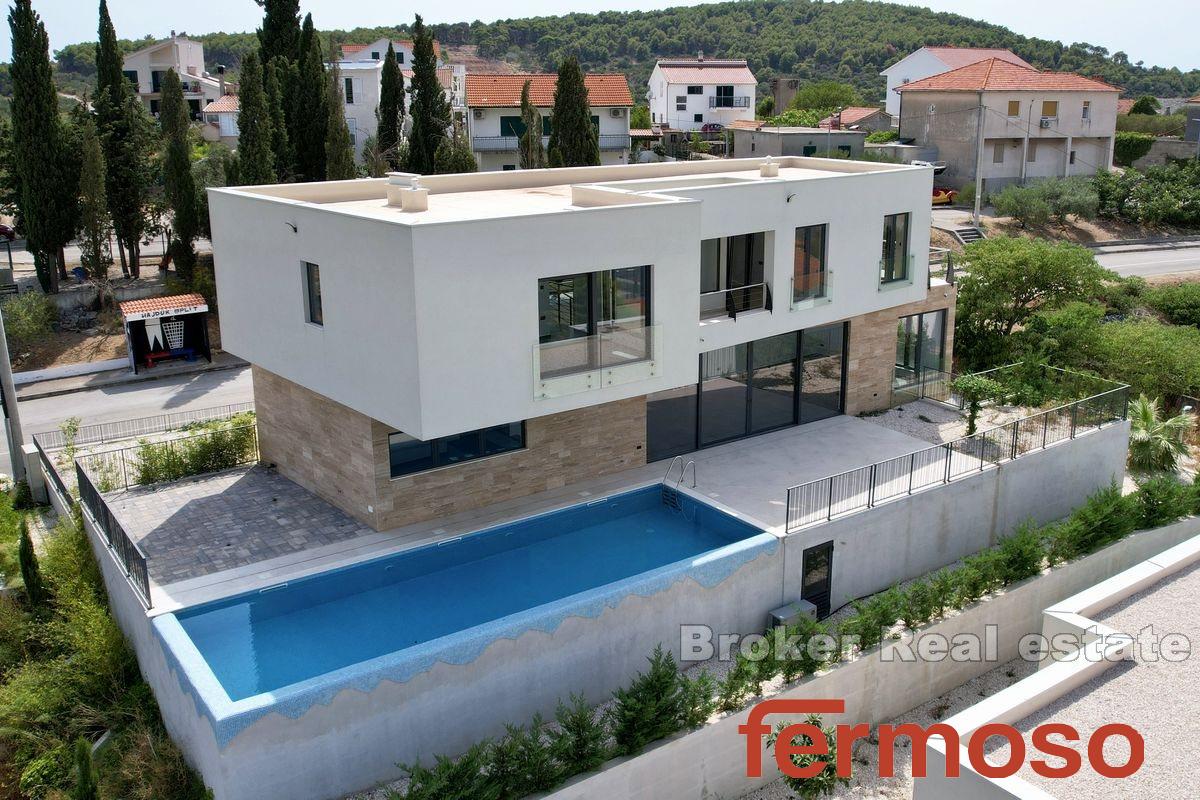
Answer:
[10,315,222,373]
[981,214,1195,245]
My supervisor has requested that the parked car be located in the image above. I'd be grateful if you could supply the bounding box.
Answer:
[700,122,725,134]
[0,224,15,241]
[931,187,958,206]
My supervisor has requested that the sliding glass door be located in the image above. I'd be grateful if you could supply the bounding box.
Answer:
[799,324,845,423]
[699,344,749,446]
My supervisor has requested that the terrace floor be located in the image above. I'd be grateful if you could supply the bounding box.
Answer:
[102,415,935,611]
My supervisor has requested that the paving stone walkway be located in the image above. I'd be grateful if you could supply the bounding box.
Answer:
[105,465,372,585]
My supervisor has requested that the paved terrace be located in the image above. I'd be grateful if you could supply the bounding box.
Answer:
[102,416,934,611]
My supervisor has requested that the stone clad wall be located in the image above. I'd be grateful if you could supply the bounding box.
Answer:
[844,284,957,415]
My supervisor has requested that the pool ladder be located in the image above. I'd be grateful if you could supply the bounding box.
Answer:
[661,457,697,517]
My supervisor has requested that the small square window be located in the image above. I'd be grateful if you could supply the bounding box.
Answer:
[1082,101,1091,120]
[1041,100,1058,118]
[371,51,380,60]
[687,85,703,95]
[303,262,323,326]
[694,113,703,123]
[1007,100,1020,117]
[396,52,404,63]
[992,142,1005,164]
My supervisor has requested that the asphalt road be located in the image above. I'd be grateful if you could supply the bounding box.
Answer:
[1092,243,1200,278]
[1,366,253,476]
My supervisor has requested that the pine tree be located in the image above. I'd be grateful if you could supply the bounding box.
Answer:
[71,737,99,800]
[433,129,478,174]
[265,57,292,180]
[324,53,356,180]
[77,115,113,283]
[292,14,327,181]
[376,42,405,169]
[8,0,78,293]
[159,69,199,284]
[519,79,546,170]
[547,56,599,168]
[18,519,46,608]
[407,14,450,175]
[236,51,276,185]
[95,0,152,279]
[257,0,301,66]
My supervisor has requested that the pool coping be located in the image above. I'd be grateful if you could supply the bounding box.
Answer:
[151,485,780,747]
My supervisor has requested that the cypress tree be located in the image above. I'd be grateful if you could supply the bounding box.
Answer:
[266,57,292,180]
[519,79,546,170]
[377,42,405,169]
[8,0,77,293]
[434,130,478,174]
[257,0,301,66]
[324,53,356,180]
[292,15,327,181]
[236,51,276,185]
[407,14,450,175]
[18,519,46,609]
[77,115,113,283]
[547,56,599,168]
[159,69,199,284]
[71,737,99,800]
[95,0,152,279]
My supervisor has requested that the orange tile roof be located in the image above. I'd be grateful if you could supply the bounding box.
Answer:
[819,106,887,127]
[895,58,1120,93]
[1117,98,1136,114]
[629,128,659,137]
[465,74,633,107]
[400,67,454,90]
[922,46,1033,71]
[655,59,757,85]
[119,293,208,319]
[203,94,239,113]
[1189,94,1200,103]
[729,119,765,130]
[341,40,441,59]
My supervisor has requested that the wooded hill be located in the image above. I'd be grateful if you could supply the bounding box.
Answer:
[46,0,1200,105]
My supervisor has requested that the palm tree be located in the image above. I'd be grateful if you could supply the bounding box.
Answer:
[1128,394,1193,472]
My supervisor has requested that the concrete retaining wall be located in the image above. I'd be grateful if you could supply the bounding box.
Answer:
[1131,137,1199,169]
[541,513,1200,800]
[784,421,1130,611]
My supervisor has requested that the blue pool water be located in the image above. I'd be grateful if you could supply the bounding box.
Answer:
[174,486,765,702]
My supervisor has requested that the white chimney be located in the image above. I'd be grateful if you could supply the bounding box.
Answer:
[392,176,429,212]
[697,50,705,62]
[760,155,779,178]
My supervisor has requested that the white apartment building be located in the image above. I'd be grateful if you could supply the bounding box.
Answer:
[122,35,228,119]
[880,46,1034,117]
[464,74,633,171]
[647,55,757,131]
[897,59,1119,191]
[207,156,952,533]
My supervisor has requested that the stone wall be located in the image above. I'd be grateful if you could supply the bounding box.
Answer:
[253,366,648,532]
[844,283,957,415]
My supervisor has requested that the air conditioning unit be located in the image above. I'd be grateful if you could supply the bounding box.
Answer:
[610,107,625,118]
[1039,117,1053,128]
[472,109,484,120]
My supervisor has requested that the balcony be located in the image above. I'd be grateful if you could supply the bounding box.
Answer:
[534,324,661,399]
[709,96,752,109]
[472,134,630,153]
[699,283,772,321]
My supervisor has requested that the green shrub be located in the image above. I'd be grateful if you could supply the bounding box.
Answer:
[71,737,98,800]
[1136,475,1193,529]
[929,568,956,617]
[486,715,558,798]
[1096,276,1147,317]
[609,645,683,755]
[549,694,609,775]
[992,183,1051,227]
[1113,131,1154,167]
[19,741,71,798]
[1038,177,1099,224]
[840,585,902,652]
[951,374,1005,435]
[1,292,57,352]
[396,742,492,800]
[865,129,898,143]
[781,616,833,681]
[1128,394,1193,472]
[767,714,850,800]
[1146,282,1200,328]
[1072,483,1139,553]
[1117,112,1187,136]
[716,652,757,712]
[132,422,258,485]
[997,523,1045,585]
[678,670,718,728]
[18,519,47,608]
[902,579,937,629]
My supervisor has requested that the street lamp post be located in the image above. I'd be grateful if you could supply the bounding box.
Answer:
[0,302,25,483]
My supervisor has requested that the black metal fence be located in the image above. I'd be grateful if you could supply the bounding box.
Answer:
[31,402,254,451]
[77,425,259,492]
[785,385,1130,531]
[33,436,71,508]
[76,461,151,607]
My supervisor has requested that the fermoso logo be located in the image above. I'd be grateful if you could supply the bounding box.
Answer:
[740,699,1144,781]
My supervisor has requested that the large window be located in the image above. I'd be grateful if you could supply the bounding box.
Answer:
[647,323,848,460]
[699,232,769,318]
[880,212,910,284]
[687,85,703,95]
[388,423,525,478]
[303,262,323,326]
[895,309,947,379]
[537,266,651,376]
[122,69,139,87]
[793,224,827,302]
[714,85,734,107]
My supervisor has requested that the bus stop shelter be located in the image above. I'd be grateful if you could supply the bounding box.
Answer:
[119,293,212,374]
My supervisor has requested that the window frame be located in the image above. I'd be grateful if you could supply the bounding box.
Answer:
[388,422,526,479]
[1041,100,1059,118]
[344,76,355,104]
[303,261,323,326]
[1007,100,1020,117]
[686,85,703,95]
[1081,101,1091,120]
[880,212,910,285]
[992,141,1005,164]
[793,223,828,302]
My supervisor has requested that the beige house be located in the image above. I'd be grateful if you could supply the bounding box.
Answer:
[122,35,229,119]
[897,58,1119,192]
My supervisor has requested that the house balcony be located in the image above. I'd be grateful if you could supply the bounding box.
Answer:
[699,282,772,321]
[472,134,630,153]
[533,324,661,399]
[709,96,752,109]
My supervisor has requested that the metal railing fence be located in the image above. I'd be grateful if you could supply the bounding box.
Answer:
[76,462,150,607]
[77,425,259,492]
[32,402,254,451]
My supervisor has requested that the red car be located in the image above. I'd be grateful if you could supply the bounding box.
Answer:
[700,122,725,134]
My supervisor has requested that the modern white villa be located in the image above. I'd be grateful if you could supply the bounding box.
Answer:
[122,34,230,119]
[647,55,757,130]
[464,73,634,170]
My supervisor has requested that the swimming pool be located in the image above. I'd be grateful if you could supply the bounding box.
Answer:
[153,485,776,747]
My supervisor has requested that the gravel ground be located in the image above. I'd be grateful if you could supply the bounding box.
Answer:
[742,657,1038,800]
[861,400,1028,446]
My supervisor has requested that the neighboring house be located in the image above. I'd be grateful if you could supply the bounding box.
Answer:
[464,73,633,171]
[201,95,239,147]
[896,59,1119,192]
[207,156,951,536]
[122,34,229,119]
[818,106,894,132]
[647,54,756,131]
[731,124,867,158]
[340,37,441,66]
[881,46,1034,116]
[1117,97,1136,115]
[1185,95,1200,142]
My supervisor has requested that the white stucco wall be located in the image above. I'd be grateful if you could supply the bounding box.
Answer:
[881,49,951,117]
[647,65,756,130]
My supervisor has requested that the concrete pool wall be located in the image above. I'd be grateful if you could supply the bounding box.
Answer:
[85,491,783,800]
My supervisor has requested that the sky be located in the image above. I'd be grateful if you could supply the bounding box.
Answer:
[0,0,1196,72]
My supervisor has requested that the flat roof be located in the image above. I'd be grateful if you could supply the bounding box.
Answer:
[218,156,924,226]
[740,126,869,135]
